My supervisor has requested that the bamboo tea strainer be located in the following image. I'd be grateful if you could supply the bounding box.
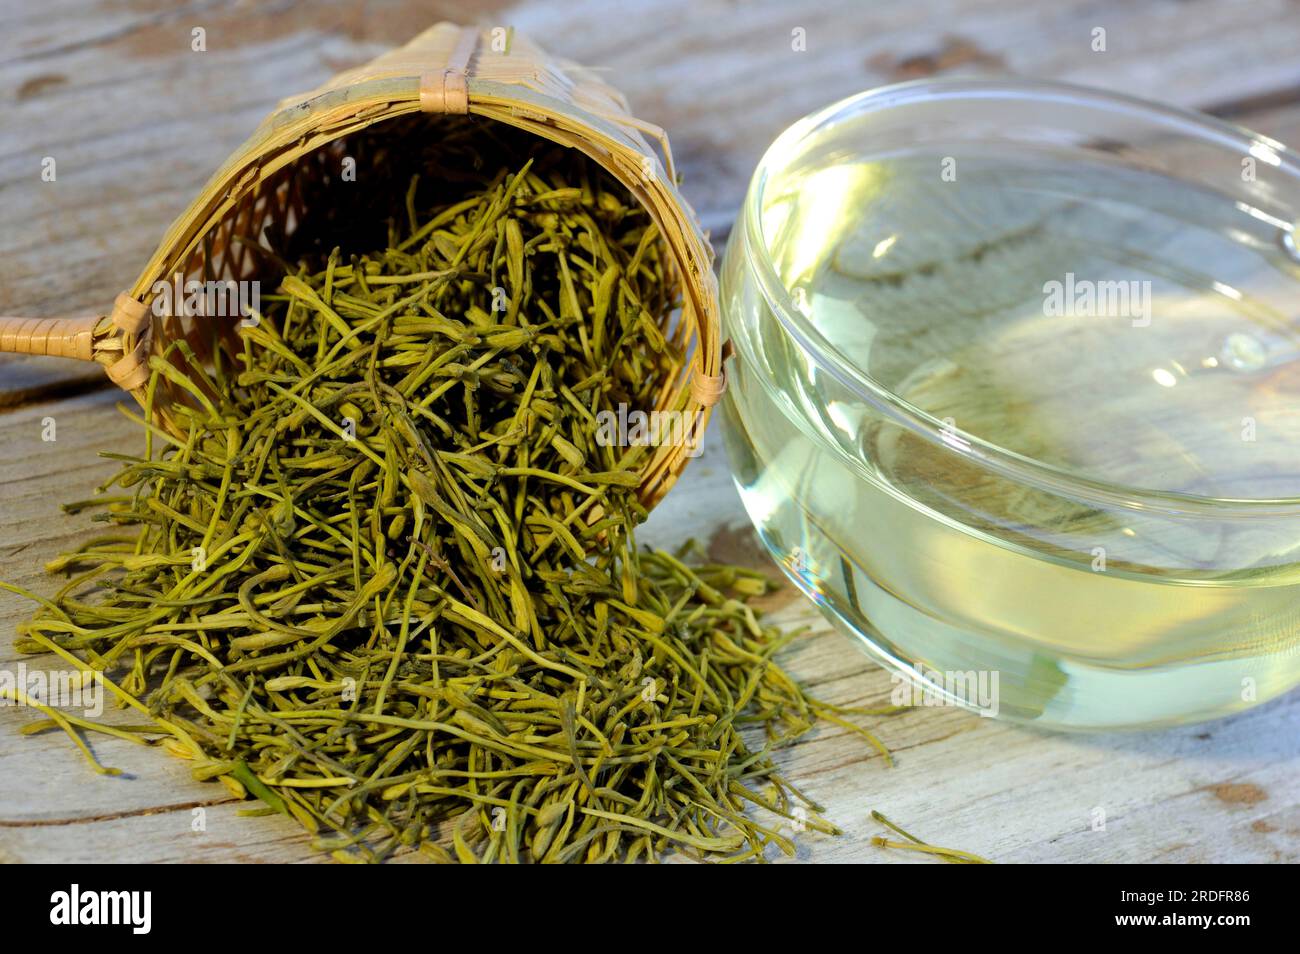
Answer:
[0,22,723,509]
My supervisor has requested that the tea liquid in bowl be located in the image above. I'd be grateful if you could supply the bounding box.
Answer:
[722,83,1300,728]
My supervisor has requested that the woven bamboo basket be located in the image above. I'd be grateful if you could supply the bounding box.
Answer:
[0,22,722,509]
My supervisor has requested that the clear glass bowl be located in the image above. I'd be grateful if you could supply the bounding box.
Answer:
[721,78,1300,730]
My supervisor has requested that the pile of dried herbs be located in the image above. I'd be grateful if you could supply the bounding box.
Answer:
[6,122,890,862]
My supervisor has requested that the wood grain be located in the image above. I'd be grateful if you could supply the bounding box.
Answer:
[1,0,1298,863]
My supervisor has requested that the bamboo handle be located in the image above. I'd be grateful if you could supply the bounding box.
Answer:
[0,314,102,362]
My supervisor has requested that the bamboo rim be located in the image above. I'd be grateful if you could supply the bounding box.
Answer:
[0,22,723,510]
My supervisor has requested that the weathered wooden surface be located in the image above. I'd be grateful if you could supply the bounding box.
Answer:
[1,0,1298,863]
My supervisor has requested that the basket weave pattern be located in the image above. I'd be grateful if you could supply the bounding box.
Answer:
[0,22,722,509]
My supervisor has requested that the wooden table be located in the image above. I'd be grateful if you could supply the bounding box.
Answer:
[2,0,1297,863]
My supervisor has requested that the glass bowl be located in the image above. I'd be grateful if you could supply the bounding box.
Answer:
[720,78,1300,730]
